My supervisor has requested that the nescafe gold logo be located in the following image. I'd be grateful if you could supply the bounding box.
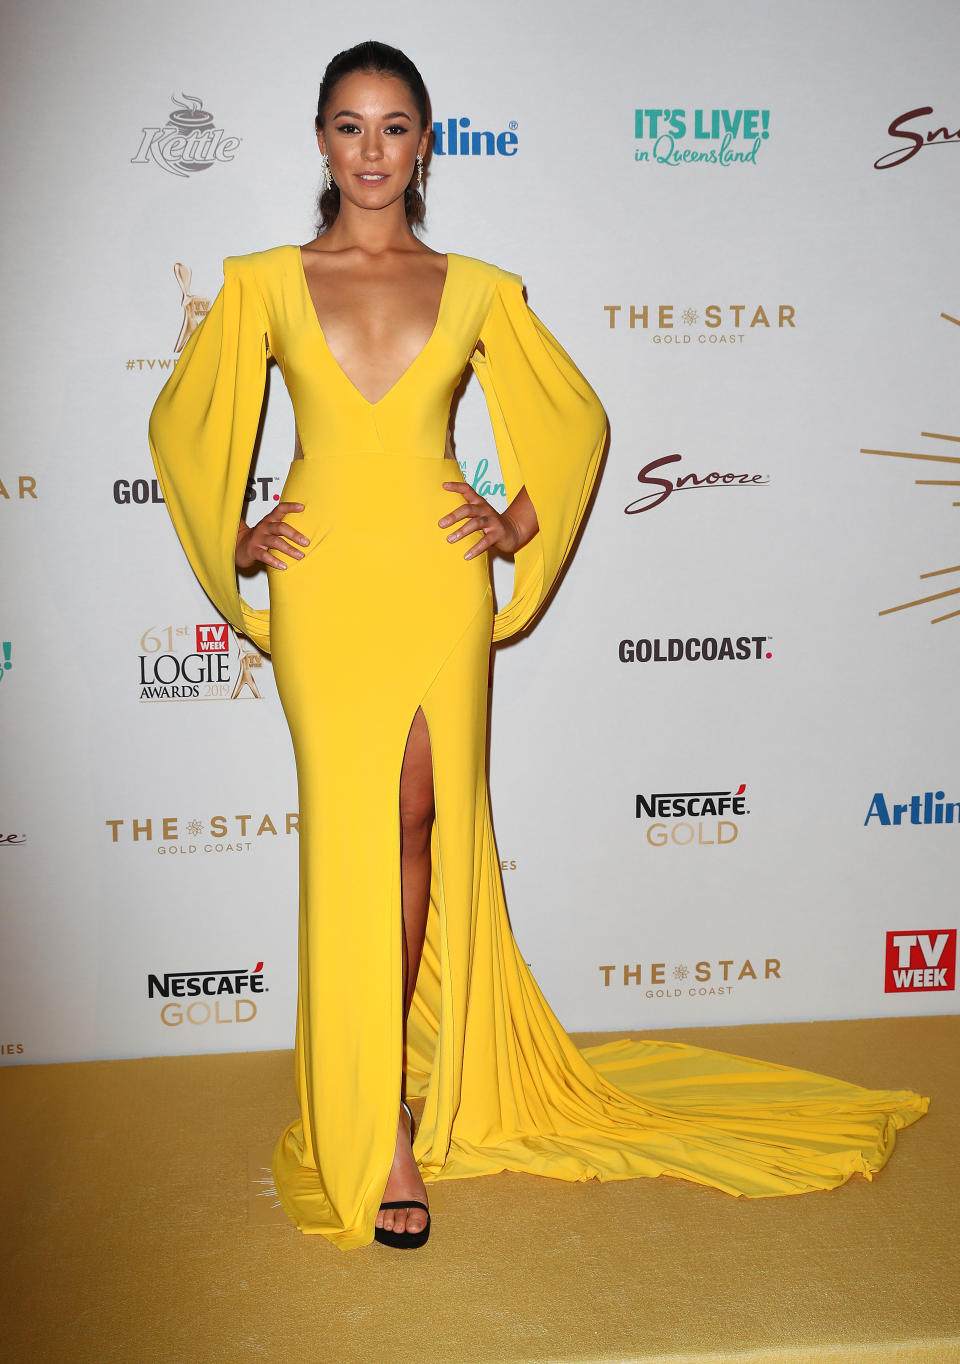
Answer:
[148,961,266,1027]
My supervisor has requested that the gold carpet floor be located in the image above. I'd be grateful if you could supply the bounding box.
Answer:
[0,1016,956,1364]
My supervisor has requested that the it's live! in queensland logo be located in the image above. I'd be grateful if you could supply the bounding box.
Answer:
[885,931,956,993]
[634,107,770,166]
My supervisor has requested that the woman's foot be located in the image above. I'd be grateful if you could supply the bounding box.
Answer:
[375,1102,429,1237]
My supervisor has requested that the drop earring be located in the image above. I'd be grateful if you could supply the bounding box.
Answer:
[416,153,424,193]
[321,154,332,191]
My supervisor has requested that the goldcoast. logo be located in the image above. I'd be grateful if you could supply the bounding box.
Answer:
[633,107,770,166]
[148,960,267,1026]
[619,635,772,663]
[131,93,240,177]
[635,783,748,847]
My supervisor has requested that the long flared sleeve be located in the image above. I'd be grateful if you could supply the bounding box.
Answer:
[470,270,608,642]
[148,254,271,653]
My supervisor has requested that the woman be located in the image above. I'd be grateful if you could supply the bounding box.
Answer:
[149,41,927,1253]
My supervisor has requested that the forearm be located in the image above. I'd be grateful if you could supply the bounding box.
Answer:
[502,486,539,552]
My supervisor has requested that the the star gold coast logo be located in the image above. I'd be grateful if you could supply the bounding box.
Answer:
[598,954,782,1001]
[861,309,959,625]
[105,813,299,856]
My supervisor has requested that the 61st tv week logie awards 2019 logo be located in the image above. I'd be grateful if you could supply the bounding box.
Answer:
[137,622,266,702]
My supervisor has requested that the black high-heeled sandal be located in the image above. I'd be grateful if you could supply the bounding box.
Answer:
[373,1100,431,1249]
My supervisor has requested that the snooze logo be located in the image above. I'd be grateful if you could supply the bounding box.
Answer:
[874,107,960,170]
[625,454,770,514]
[431,116,518,156]
[884,931,956,992]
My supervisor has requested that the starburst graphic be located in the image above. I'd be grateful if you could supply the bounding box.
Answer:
[681,307,699,326]
[673,964,689,980]
[861,311,959,624]
[253,1167,282,1208]
[186,819,204,837]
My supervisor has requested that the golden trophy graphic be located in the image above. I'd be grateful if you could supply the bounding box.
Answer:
[173,263,211,353]
[231,635,264,700]
[862,311,959,625]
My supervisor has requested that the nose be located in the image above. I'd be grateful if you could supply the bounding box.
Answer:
[361,133,384,161]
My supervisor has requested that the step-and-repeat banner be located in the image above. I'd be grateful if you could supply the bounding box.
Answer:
[2,0,958,1064]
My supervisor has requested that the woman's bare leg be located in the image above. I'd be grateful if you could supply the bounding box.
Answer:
[375,706,433,1236]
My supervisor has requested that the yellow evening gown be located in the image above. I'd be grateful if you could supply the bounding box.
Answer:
[148,244,927,1250]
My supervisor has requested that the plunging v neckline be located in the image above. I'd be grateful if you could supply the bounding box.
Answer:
[294,245,453,409]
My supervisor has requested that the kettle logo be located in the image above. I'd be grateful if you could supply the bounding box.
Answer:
[885,931,956,993]
[131,93,241,178]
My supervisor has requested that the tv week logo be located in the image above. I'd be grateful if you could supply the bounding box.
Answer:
[884,930,956,993]
[196,624,228,653]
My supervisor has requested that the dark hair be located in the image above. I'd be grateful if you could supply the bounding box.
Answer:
[314,41,430,232]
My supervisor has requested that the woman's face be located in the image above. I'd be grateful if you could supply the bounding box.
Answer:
[317,70,429,214]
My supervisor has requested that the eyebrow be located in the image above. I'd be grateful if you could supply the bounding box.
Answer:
[332,109,413,120]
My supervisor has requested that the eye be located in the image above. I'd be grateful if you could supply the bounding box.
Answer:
[334,122,360,135]
[385,124,409,135]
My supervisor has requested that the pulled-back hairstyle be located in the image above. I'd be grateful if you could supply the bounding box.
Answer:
[315,41,430,232]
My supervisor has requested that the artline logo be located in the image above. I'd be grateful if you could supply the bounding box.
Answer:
[0,476,37,500]
[874,107,959,170]
[599,955,781,1001]
[634,107,770,166]
[431,116,518,156]
[105,813,299,856]
[138,623,265,701]
[147,960,267,1026]
[624,453,770,514]
[864,791,960,826]
[619,636,772,663]
[604,303,795,345]
[635,783,748,847]
[884,931,956,993]
[131,93,240,177]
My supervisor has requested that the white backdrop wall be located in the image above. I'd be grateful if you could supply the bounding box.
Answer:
[1,0,958,1065]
